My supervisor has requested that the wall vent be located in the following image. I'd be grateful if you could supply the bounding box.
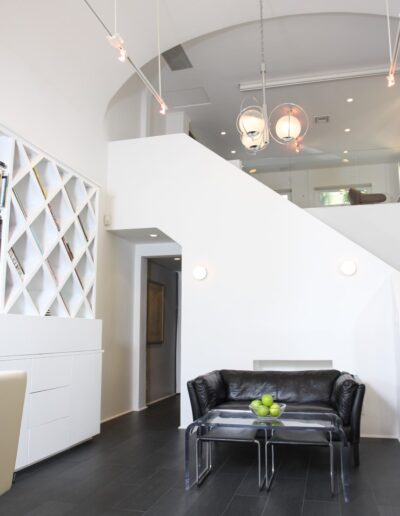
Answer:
[162,45,193,71]
[314,115,330,124]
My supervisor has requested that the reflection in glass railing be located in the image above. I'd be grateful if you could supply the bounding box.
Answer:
[246,147,400,208]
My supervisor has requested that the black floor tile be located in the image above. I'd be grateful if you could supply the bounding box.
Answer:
[116,469,179,512]
[223,495,268,516]
[142,486,202,516]
[302,500,341,516]
[378,507,400,516]
[184,473,243,516]
[24,501,75,516]
[0,396,398,516]
[262,477,306,516]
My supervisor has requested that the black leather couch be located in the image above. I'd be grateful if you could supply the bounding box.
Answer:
[187,369,365,465]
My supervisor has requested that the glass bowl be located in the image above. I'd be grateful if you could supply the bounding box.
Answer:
[249,402,286,421]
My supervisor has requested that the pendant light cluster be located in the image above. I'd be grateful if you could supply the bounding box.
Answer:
[237,0,308,153]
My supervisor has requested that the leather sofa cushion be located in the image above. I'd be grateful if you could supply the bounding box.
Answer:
[220,369,341,404]
[331,373,358,425]
[194,370,226,413]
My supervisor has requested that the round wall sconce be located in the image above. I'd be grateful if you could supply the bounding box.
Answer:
[339,260,357,276]
[193,266,208,281]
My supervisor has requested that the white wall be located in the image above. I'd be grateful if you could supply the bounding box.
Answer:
[308,203,400,272]
[107,134,400,437]
[255,163,400,208]
[0,22,133,423]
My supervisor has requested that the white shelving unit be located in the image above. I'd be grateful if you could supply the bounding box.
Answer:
[0,125,102,470]
[0,127,99,318]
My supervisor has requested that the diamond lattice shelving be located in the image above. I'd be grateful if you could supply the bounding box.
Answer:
[0,127,98,318]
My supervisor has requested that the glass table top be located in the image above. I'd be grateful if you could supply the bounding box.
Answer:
[192,410,342,431]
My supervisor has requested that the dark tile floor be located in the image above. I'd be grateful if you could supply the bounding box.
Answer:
[1,395,400,516]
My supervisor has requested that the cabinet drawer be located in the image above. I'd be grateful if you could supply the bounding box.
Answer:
[30,356,73,392]
[29,418,70,463]
[29,387,71,428]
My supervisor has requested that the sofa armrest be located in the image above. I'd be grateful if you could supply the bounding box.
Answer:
[350,376,366,444]
[331,373,360,425]
[187,380,202,420]
[186,371,227,420]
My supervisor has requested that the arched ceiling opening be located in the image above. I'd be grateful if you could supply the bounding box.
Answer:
[107,9,400,171]
[2,0,399,126]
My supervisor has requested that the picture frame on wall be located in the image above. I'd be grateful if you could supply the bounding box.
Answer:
[147,281,165,344]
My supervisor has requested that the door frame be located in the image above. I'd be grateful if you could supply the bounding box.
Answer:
[131,242,181,411]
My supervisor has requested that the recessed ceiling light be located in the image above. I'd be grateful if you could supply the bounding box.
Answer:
[344,128,351,133]
[249,168,257,174]
[149,233,158,238]
[342,158,349,163]
[346,98,354,103]
[220,131,227,135]
[174,257,181,261]
[230,150,237,154]
[343,150,348,154]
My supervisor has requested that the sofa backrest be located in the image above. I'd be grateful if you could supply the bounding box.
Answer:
[220,369,341,404]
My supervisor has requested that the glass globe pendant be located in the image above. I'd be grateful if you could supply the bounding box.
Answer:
[275,113,301,142]
[240,126,269,152]
[237,106,266,140]
[269,103,309,145]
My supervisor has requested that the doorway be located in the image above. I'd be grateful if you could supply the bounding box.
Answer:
[146,256,181,405]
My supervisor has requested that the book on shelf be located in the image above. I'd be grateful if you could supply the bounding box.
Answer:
[77,215,89,241]
[48,204,60,230]
[9,248,25,277]
[62,236,74,261]
[0,174,8,209]
[33,167,47,199]
[13,189,27,218]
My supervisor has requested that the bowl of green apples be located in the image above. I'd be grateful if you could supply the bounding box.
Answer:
[249,394,286,420]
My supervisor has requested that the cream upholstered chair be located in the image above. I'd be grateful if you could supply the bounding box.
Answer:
[0,371,27,496]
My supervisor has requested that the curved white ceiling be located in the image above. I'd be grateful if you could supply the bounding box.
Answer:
[1,0,397,122]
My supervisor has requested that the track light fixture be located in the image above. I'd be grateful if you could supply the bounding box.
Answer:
[83,0,168,115]
[385,0,400,87]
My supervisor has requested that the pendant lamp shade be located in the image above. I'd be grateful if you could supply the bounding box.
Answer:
[269,103,309,145]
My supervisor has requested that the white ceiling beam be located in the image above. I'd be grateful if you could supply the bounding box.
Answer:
[239,67,397,91]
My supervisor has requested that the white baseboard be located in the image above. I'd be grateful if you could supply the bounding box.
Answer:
[101,405,148,423]
[147,393,177,406]
[361,433,398,439]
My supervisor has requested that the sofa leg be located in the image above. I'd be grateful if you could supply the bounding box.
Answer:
[353,443,360,467]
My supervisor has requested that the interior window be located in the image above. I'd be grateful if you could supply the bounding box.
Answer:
[318,186,371,207]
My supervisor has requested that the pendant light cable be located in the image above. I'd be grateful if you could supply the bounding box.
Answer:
[114,0,117,34]
[83,0,168,113]
[157,0,162,98]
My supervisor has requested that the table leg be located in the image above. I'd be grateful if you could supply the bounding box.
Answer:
[339,439,351,503]
[185,423,196,490]
[265,435,276,490]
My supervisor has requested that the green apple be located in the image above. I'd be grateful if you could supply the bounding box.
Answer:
[250,399,262,410]
[261,394,274,407]
[256,405,269,417]
[270,403,280,410]
[269,405,281,417]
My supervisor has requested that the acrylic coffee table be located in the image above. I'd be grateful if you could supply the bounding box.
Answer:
[185,410,350,503]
